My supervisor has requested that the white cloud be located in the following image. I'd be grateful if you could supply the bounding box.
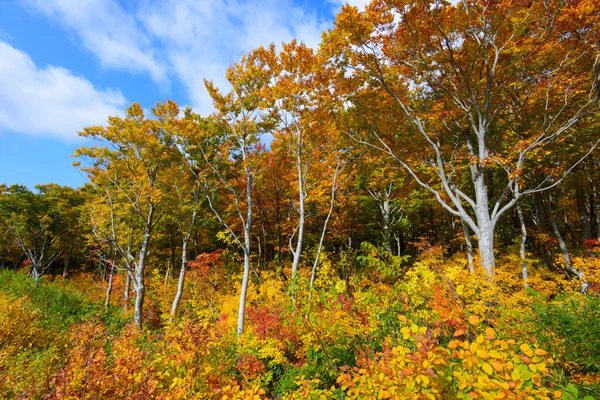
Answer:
[25,0,331,116]
[24,0,167,84]
[138,0,329,115]
[0,42,126,141]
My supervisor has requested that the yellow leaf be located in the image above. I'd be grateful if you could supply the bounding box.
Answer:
[468,315,480,325]
[511,369,520,381]
[489,350,502,359]
[482,363,494,375]
[519,343,533,357]
[529,363,537,372]
[401,327,411,340]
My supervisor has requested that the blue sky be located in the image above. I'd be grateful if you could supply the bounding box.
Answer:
[0,0,367,189]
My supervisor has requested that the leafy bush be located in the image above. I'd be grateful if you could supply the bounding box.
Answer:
[531,293,600,395]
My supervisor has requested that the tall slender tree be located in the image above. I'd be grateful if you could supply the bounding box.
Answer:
[198,56,272,336]
[76,102,178,328]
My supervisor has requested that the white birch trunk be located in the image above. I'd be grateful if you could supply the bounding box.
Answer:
[124,272,130,308]
[474,172,495,277]
[516,203,528,289]
[105,262,115,309]
[291,150,305,277]
[461,219,475,274]
[237,172,253,336]
[133,229,150,328]
[170,211,197,321]
[547,194,589,292]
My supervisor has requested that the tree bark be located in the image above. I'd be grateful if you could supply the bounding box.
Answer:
[133,228,150,328]
[547,194,572,267]
[309,161,341,294]
[472,165,496,277]
[516,203,528,289]
[381,196,392,252]
[164,257,172,291]
[105,261,114,309]
[170,211,197,321]
[395,233,402,257]
[165,237,176,289]
[369,184,395,252]
[592,179,600,243]
[237,171,253,336]
[290,150,305,278]
[546,193,588,292]
[576,182,594,241]
[31,264,41,286]
[124,272,130,308]
[461,219,475,274]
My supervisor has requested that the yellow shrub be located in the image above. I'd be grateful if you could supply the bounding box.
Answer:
[336,320,556,400]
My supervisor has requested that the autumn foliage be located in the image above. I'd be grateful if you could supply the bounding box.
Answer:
[0,248,599,398]
[1,0,600,398]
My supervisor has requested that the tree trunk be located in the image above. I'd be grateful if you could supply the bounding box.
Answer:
[547,193,588,292]
[124,272,130,308]
[105,262,114,309]
[592,180,600,243]
[369,184,394,252]
[309,162,340,295]
[164,257,171,291]
[461,219,475,274]
[32,263,41,286]
[576,182,594,241]
[170,238,189,321]
[62,257,69,278]
[475,215,495,277]
[165,239,176,288]
[516,203,528,289]
[290,151,305,278]
[238,249,251,336]
[133,229,150,329]
[237,170,253,336]
[170,211,197,321]
[382,197,392,252]
[257,233,263,270]
[547,194,572,267]
[473,166,495,277]
[395,233,402,257]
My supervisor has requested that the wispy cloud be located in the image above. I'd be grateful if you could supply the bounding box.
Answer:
[25,0,333,115]
[0,41,126,141]
[0,29,12,41]
[24,0,168,84]
[139,0,330,114]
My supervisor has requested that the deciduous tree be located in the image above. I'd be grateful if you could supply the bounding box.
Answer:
[323,0,600,276]
[76,102,178,328]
